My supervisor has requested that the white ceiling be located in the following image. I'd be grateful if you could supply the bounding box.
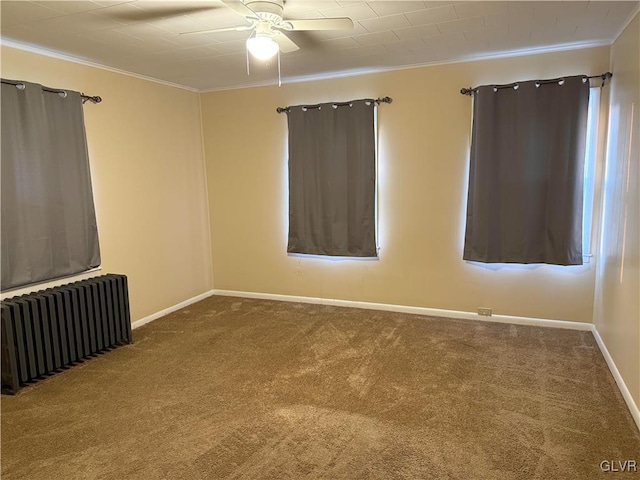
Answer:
[1,1,638,91]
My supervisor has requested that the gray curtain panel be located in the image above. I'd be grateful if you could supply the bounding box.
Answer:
[287,100,377,257]
[463,75,590,265]
[1,81,101,290]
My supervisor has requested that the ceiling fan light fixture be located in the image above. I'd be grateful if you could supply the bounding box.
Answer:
[246,33,279,60]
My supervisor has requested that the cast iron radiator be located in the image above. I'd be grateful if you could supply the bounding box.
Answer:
[1,274,132,394]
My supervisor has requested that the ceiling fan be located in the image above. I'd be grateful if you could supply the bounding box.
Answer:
[180,0,354,60]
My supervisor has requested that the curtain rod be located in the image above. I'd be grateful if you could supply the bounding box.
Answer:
[460,72,612,96]
[276,96,392,114]
[1,79,102,104]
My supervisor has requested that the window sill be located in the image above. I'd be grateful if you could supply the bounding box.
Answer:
[0,267,103,300]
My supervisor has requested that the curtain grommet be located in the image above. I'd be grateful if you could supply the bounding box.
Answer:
[535,82,541,88]
[58,91,68,98]
[492,86,498,93]
[559,79,565,86]
[16,83,26,91]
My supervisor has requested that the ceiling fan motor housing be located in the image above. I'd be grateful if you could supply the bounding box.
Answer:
[245,0,284,23]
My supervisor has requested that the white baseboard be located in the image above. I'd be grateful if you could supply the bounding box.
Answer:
[131,290,214,330]
[591,327,640,431]
[212,289,593,331]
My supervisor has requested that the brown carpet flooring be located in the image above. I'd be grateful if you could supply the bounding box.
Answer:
[1,295,639,479]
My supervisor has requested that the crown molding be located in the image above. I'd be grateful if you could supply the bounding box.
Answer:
[613,5,640,43]
[0,37,199,93]
[199,40,612,93]
[1,36,612,95]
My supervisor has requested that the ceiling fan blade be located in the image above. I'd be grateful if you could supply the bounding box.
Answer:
[273,31,300,53]
[222,0,257,18]
[280,18,354,31]
[180,24,254,35]
[102,6,221,22]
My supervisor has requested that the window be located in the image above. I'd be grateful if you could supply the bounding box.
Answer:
[1,80,101,291]
[463,75,591,265]
[582,87,601,260]
[285,99,377,257]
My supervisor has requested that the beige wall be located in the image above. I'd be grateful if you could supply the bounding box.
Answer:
[594,14,640,408]
[1,46,213,321]
[0,41,620,329]
[201,46,610,323]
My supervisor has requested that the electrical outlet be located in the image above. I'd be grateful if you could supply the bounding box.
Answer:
[478,307,492,317]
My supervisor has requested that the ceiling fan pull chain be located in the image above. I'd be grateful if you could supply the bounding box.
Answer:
[277,48,281,87]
